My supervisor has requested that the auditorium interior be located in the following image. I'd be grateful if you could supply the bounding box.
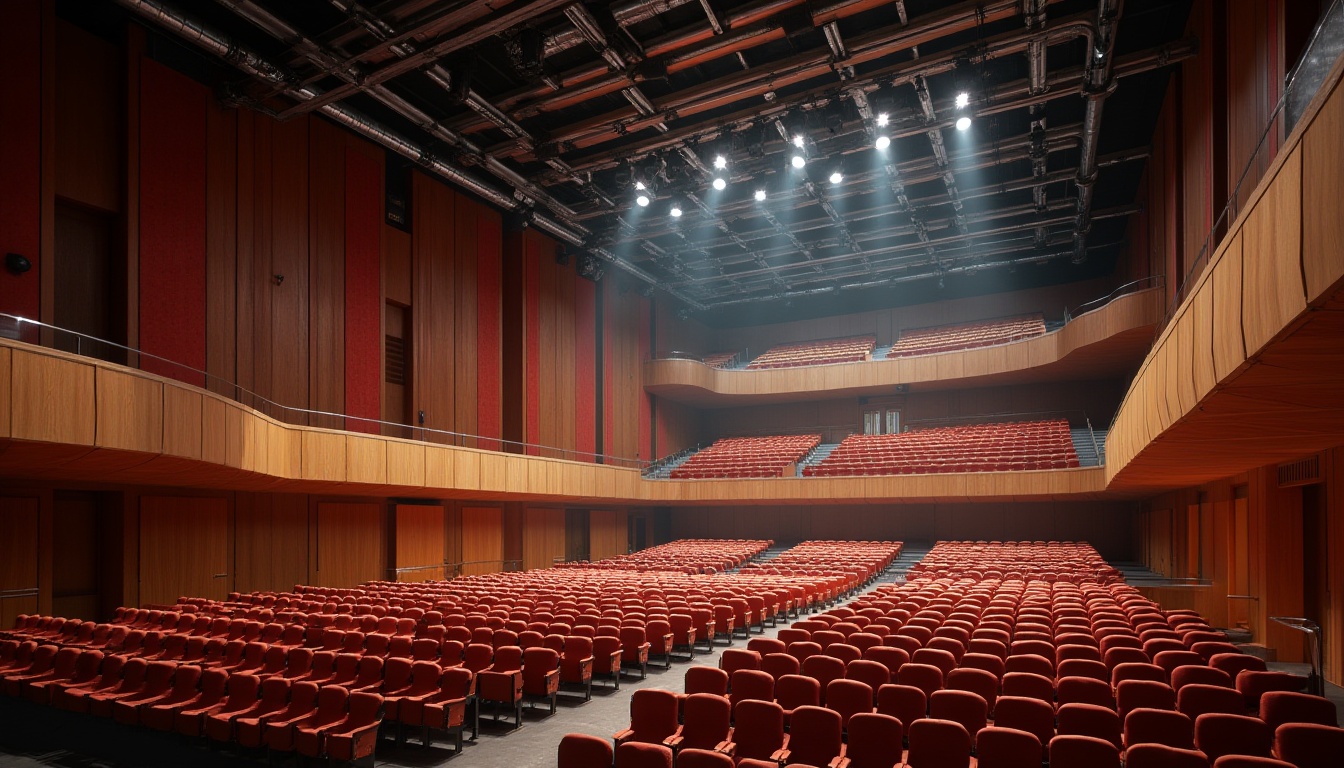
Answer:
[1,0,1343,767]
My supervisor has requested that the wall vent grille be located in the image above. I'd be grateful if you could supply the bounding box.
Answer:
[1277,455,1321,487]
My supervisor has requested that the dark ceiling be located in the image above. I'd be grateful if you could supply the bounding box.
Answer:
[102,0,1194,320]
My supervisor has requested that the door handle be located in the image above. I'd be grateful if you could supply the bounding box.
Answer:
[213,573,228,578]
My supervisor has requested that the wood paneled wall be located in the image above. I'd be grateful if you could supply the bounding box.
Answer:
[589,509,628,561]
[0,494,44,629]
[233,493,308,594]
[605,279,650,461]
[461,506,503,575]
[312,502,383,588]
[1137,445,1344,681]
[392,504,445,582]
[669,502,1136,560]
[523,507,565,570]
[138,495,229,606]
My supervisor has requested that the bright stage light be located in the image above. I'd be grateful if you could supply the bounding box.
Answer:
[829,171,843,184]
[876,112,889,126]
[713,155,728,170]
[636,194,650,207]
[754,189,767,201]
[793,135,805,148]
[875,135,891,150]
[712,177,727,191]
[955,116,972,131]
[670,204,682,217]
[955,92,970,109]
[634,181,646,190]
[790,155,806,169]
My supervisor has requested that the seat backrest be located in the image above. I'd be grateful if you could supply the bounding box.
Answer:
[558,733,613,768]
[946,667,998,711]
[788,705,844,766]
[224,672,262,706]
[1048,734,1121,768]
[1056,702,1122,749]
[353,655,383,687]
[976,726,1042,768]
[681,693,731,749]
[774,673,820,711]
[1117,679,1177,718]
[907,717,973,768]
[876,683,926,730]
[896,662,945,698]
[1273,723,1344,768]
[1059,675,1115,709]
[628,688,679,742]
[670,748,732,768]
[846,712,903,768]
[761,652,800,680]
[522,647,559,686]
[1124,744,1210,768]
[314,684,348,718]
[1171,666,1234,691]
[930,689,989,736]
[1124,707,1195,749]
[1177,683,1245,720]
[730,699,786,761]
[463,643,494,672]
[1194,713,1273,762]
[992,695,1057,746]
[614,741,672,768]
[1258,691,1338,731]
[684,666,728,696]
[729,669,774,710]
[826,678,874,729]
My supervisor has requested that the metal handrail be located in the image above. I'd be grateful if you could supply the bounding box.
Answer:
[903,409,1092,430]
[0,313,650,469]
[1065,275,1165,321]
[1270,616,1325,696]
[1086,416,1102,466]
[444,559,523,577]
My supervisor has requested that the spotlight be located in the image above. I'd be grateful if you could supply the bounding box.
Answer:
[670,203,683,217]
[712,177,727,191]
[713,155,728,170]
[955,116,972,131]
[793,135,805,148]
[790,155,806,169]
[874,135,891,150]
[876,112,889,127]
[634,181,646,190]
[636,194,650,207]
[955,92,970,109]
[754,189,767,202]
[829,171,843,184]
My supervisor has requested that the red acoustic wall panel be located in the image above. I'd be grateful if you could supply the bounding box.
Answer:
[477,212,502,449]
[0,0,43,325]
[344,148,381,433]
[524,236,541,455]
[574,275,597,461]
[139,59,207,386]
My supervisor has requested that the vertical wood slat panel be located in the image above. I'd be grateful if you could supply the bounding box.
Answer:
[461,506,503,575]
[394,504,445,582]
[455,196,479,445]
[139,496,229,606]
[1301,76,1344,301]
[269,115,310,421]
[308,118,345,429]
[412,172,456,442]
[313,501,383,588]
[523,508,565,570]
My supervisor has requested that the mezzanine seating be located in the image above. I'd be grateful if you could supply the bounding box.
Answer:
[804,419,1079,477]
[671,436,821,479]
[557,540,772,574]
[745,335,876,369]
[887,314,1047,358]
[701,352,739,369]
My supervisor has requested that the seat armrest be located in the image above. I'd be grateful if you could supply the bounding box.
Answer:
[829,757,851,768]
[715,739,736,756]
[612,728,635,744]
[771,747,791,766]
[663,731,684,750]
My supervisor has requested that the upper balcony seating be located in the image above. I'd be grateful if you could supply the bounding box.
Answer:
[745,335,876,369]
[803,419,1080,477]
[886,314,1047,358]
[556,539,772,574]
[700,352,738,369]
[671,435,821,480]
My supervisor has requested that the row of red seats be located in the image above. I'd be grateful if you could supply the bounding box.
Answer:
[3,540,902,764]
[887,314,1047,359]
[908,541,1123,583]
[557,539,774,574]
[672,436,822,479]
[558,542,1339,768]
[746,335,877,369]
[805,420,1080,477]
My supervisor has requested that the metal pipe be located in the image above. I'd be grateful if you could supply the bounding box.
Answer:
[114,0,705,309]
[544,0,700,57]
[1073,0,1124,261]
